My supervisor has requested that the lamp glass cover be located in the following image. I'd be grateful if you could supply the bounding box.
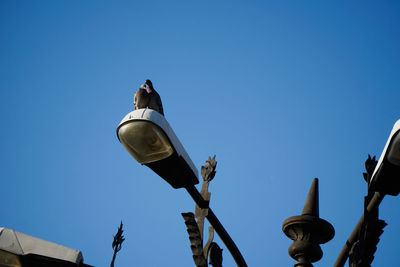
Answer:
[0,250,22,267]
[118,121,174,164]
[387,132,400,166]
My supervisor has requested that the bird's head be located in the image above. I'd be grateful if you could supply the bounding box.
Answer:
[145,79,153,88]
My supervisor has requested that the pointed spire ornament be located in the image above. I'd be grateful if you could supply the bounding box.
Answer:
[301,178,319,217]
[282,178,335,267]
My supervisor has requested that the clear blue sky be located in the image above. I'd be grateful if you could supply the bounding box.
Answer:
[1,1,399,266]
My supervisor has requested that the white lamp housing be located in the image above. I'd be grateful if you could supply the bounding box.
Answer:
[370,119,400,196]
[117,109,199,188]
[0,227,85,266]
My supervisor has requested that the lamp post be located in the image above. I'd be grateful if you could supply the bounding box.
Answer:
[334,119,400,267]
[283,118,400,267]
[117,100,400,266]
[116,108,247,267]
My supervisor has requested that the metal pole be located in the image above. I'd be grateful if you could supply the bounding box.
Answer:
[185,185,247,267]
[334,192,385,267]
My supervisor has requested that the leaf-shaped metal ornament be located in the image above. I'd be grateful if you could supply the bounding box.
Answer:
[182,212,208,267]
[110,221,125,267]
[201,155,217,182]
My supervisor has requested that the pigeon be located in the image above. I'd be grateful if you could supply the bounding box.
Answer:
[133,80,164,116]
[144,79,164,116]
[134,83,150,110]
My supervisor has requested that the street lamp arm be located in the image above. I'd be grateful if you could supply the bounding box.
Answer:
[186,184,210,209]
[334,192,385,267]
[185,185,248,267]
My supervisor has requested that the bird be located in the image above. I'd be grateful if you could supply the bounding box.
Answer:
[145,79,164,115]
[134,83,150,110]
[133,80,164,116]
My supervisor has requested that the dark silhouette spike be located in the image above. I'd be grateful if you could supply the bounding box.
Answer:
[110,221,125,267]
[301,178,319,217]
[363,154,378,184]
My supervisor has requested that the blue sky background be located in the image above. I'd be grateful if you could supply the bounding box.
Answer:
[1,1,399,266]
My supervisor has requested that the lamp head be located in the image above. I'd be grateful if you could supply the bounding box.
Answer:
[370,119,400,196]
[117,109,199,188]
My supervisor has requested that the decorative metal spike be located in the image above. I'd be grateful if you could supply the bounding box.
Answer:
[110,221,125,267]
[363,154,378,185]
[301,178,319,217]
[196,156,217,242]
[283,178,335,267]
[201,155,217,182]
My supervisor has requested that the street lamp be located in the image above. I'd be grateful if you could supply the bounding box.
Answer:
[370,119,400,196]
[117,108,247,266]
[117,99,399,267]
[334,119,400,267]
[117,108,199,189]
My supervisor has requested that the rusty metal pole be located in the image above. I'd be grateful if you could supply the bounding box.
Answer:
[334,192,385,267]
[185,184,247,267]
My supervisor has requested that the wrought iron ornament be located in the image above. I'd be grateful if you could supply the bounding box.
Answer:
[282,178,335,267]
[363,154,377,184]
[182,155,223,267]
[182,212,208,267]
[349,155,387,267]
[110,221,125,267]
